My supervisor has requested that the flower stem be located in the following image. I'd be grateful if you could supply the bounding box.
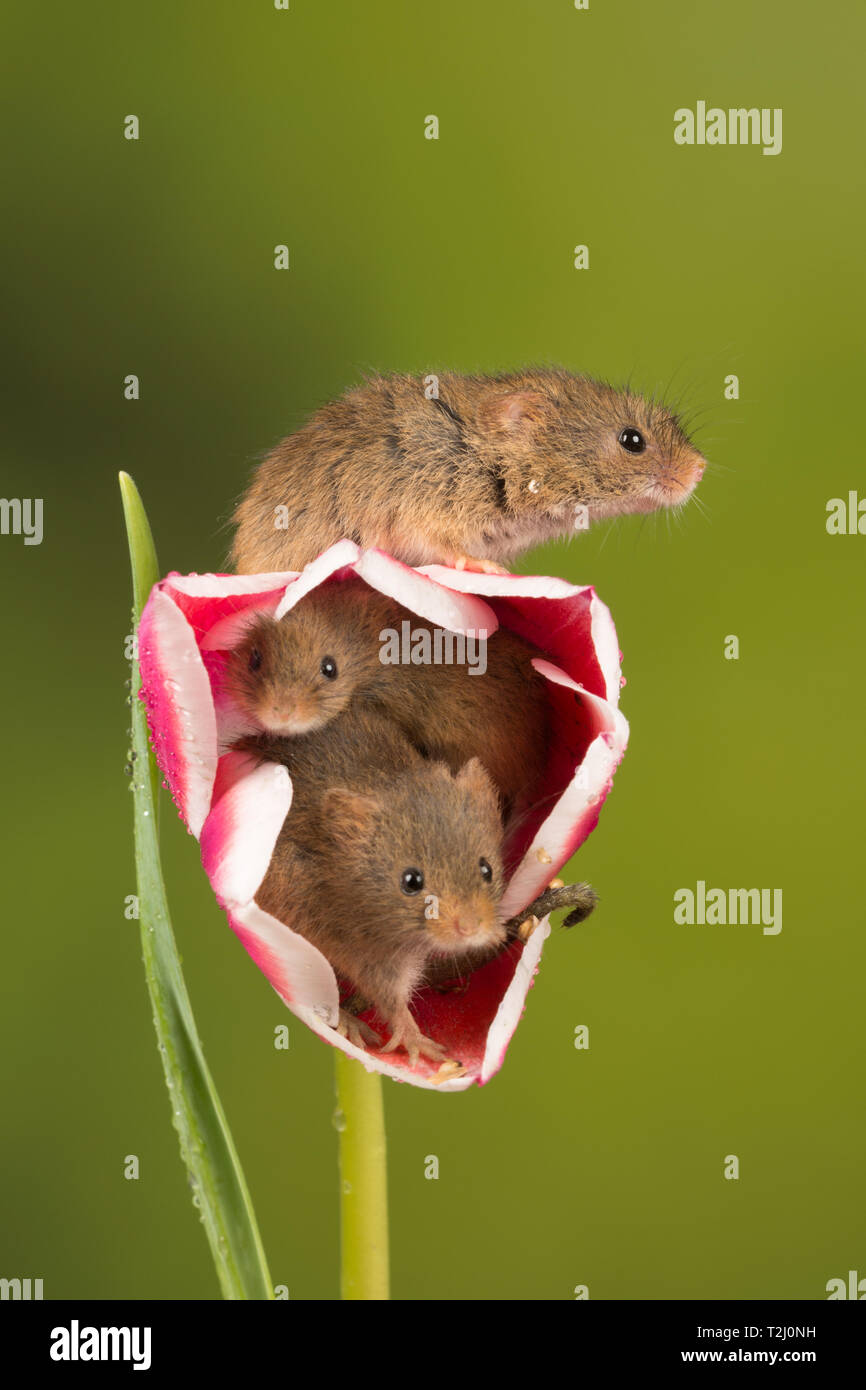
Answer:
[334,1051,390,1299]
[119,471,273,1300]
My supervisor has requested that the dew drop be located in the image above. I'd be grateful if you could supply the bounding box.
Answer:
[332,1108,347,1133]
[342,1180,352,1195]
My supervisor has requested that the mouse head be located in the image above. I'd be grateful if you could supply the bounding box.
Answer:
[322,757,507,956]
[479,370,706,523]
[225,592,374,735]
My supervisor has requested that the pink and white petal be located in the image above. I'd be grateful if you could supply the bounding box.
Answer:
[165,570,299,597]
[419,565,581,602]
[418,565,620,702]
[588,590,625,706]
[139,552,630,1090]
[481,917,551,1084]
[501,661,629,918]
[138,590,219,836]
[273,541,499,636]
[158,572,296,647]
[271,540,362,618]
[351,548,499,635]
[226,901,340,1026]
[200,751,292,909]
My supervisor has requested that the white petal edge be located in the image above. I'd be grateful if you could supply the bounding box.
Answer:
[144,590,219,838]
[589,589,623,706]
[201,755,293,909]
[481,917,552,1084]
[500,659,629,918]
[274,543,499,635]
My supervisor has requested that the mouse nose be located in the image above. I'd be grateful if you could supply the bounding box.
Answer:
[266,703,297,724]
[443,898,500,940]
[263,701,319,734]
[452,920,478,938]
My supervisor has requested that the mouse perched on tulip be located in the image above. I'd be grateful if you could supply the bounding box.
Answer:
[231,367,706,574]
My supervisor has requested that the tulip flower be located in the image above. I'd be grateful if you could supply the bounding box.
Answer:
[138,540,628,1092]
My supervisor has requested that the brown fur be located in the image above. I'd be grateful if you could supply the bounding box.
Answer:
[231,368,707,571]
[241,707,507,1060]
[223,575,552,829]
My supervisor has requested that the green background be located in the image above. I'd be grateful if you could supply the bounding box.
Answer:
[2,0,863,1300]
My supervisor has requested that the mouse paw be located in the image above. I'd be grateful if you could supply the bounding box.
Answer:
[453,555,510,576]
[336,1008,381,1050]
[380,1012,451,1068]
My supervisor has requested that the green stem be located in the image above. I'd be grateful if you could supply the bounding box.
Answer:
[120,472,273,1300]
[334,1051,390,1299]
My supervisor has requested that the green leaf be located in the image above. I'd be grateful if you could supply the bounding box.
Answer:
[119,472,273,1300]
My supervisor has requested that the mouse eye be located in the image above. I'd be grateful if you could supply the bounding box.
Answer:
[619,427,646,454]
[248,647,262,672]
[320,656,338,681]
[400,867,424,895]
[479,857,493,883]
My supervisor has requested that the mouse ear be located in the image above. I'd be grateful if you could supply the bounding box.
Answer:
[480,390,546,433]
[455,756,500,810]
[322,787,381,842]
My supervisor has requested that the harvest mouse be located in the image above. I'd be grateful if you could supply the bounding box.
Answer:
[223,575,552,829]
[241,707,507,1066]
[231,367,707,573]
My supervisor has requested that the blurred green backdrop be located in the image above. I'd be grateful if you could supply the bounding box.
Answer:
[2,0,863,1301]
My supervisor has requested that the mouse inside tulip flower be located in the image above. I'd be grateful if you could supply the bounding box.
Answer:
[238,707,509,1069]
[222,575,553,834]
